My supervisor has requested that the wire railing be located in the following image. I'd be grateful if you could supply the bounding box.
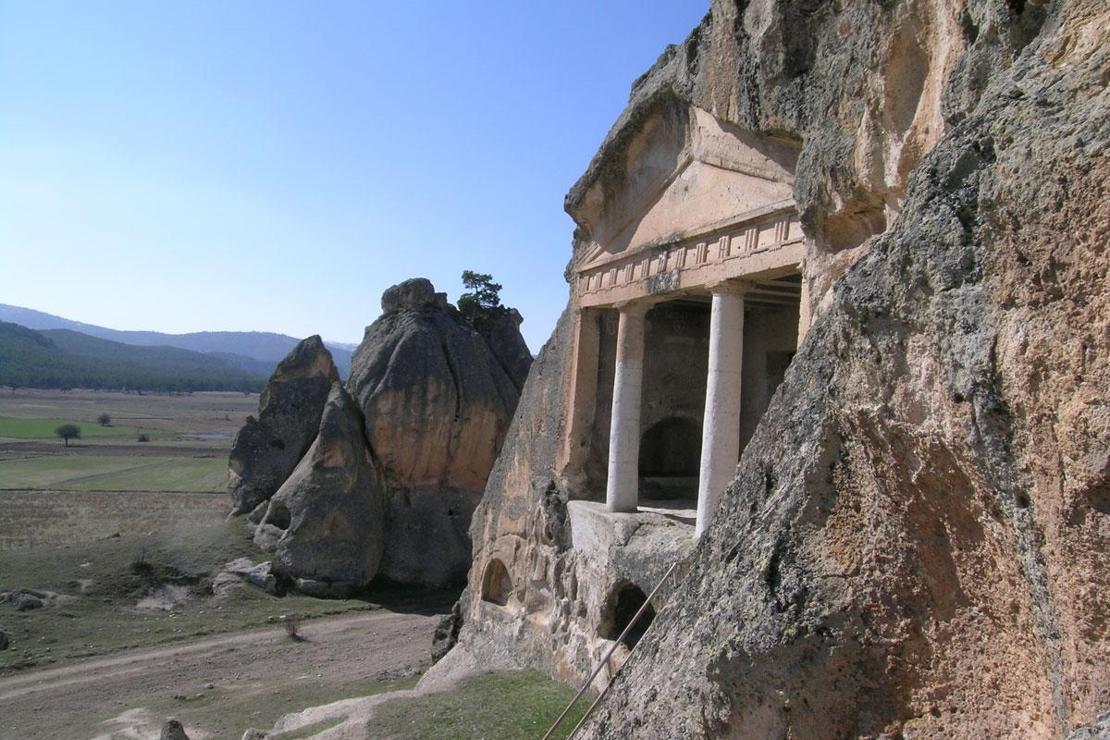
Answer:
[541,558,684,740]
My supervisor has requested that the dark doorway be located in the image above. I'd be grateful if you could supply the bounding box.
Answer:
[600,582,656,649]
[639,416,701,499]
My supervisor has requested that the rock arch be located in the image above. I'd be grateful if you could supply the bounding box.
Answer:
[480,558,513,606]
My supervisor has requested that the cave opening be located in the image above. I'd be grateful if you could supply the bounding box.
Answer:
[600,582,656,649]
[480,558,513,606]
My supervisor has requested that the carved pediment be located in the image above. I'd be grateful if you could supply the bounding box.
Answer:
[575,106,800,274]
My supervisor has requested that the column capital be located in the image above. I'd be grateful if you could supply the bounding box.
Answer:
[613,299,653,318]
[707,279,751,296]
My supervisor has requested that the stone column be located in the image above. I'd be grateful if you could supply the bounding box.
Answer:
[559,308,601,482]
[605,302,648,513]
[696,283,746,538]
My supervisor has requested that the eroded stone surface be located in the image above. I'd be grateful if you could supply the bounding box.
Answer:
[437,0,1110,736]
[346,278,525,586]
[228,336,338,514]
[256,383,386,590]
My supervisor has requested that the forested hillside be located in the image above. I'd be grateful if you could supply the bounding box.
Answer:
[0,322,266,392]
[0,303,353,376]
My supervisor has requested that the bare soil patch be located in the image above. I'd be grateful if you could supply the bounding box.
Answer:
[0,611,436,740]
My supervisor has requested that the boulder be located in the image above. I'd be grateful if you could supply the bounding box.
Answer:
[159,720,189,740]
[228,336,339,514]
[0,629,9,650]
[212,558,281,597]
[346,278,524,586]
[256,383,386,590]
[380,277,446,313]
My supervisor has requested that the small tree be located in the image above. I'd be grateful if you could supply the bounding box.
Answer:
[97,413,111,427]
[458,271,506,331]
[55,424,81,447]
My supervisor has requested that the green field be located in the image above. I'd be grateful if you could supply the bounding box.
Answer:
[0,416,160,440]
[0,455,227,491]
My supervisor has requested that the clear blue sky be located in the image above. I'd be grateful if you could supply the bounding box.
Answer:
[0,1,708,352]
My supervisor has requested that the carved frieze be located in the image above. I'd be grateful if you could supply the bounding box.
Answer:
[575,206,804,307]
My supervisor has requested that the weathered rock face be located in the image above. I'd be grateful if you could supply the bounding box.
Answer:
[228,336,338,514]
[476,308,533,391]
[255,383,385,590]
[439,0,1109,736]
[347,278,526,586]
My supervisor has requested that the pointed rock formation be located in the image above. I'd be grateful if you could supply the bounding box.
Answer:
[228,336,338,514]
[346,277,526,586]
[255,383,386,591]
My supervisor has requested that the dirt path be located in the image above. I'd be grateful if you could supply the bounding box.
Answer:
[0,610,438,739]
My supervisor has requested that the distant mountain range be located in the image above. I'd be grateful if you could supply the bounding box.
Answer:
[0,304,354,377]
[0,321,268,393]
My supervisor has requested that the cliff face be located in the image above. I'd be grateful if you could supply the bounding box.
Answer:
[445,0,1108,735]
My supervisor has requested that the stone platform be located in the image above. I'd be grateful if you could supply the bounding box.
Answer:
[567,500,695,594]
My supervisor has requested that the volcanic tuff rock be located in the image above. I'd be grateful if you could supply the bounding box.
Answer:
[228,278,531,588]
[347,277,526,586]
[436,0,1109,737]
[474,308,533,391]
[228,336,338,514]
[255,382,386,590]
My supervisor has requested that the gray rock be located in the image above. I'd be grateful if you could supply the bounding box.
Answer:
[246,499,270,525]
[292,578,356,599]
[258,383,386,589]
[380,277,446,313]
[0,629,9,650]
[16,595,43,611]
[1066,712,1110,740]
[430,598,463,663]
[213,558,280,597]
[347,279,524,586]
[228,336,339,514]
[159,719,189,740]
[475,308,533,391]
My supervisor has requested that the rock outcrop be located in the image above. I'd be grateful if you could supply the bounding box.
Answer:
[255,383,386,592]
[229,278,531,589]
[475,308,533,391]
[159,719,189,740]
[347,277,526,586]
[433,0,1109,737]
[228,336,338,514]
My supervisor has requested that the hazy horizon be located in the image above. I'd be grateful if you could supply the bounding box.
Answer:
[0,1,709,352]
